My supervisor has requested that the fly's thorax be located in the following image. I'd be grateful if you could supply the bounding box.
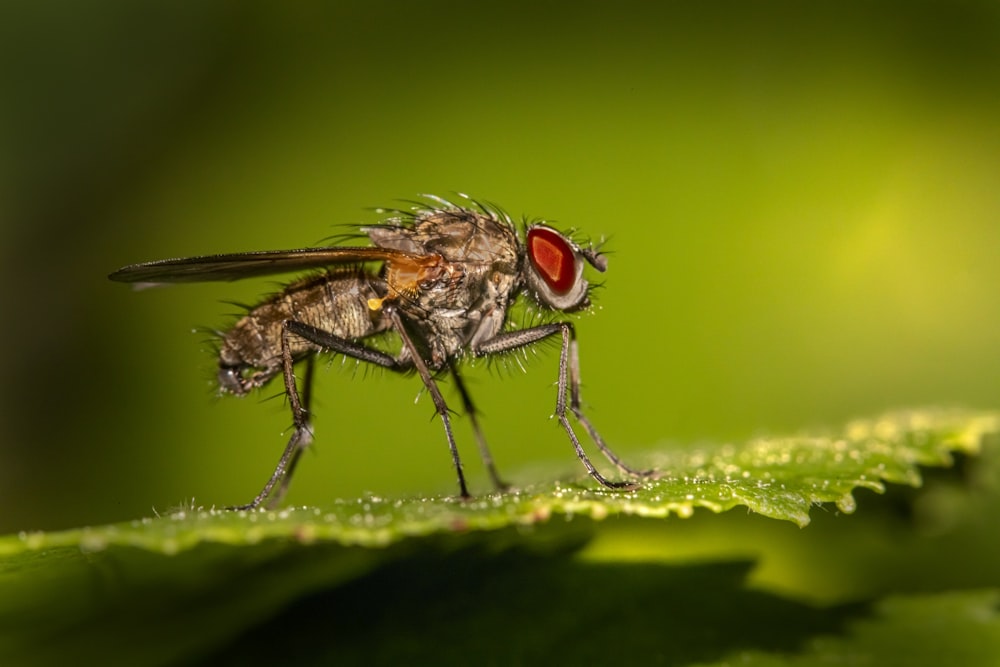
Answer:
[403,267,517,367]
[367,206,524,361]
[217,270,389,392]
[424,211,519,267]
[368,208,520,270]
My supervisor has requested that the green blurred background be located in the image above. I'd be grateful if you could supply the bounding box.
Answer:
[3,1,999,533]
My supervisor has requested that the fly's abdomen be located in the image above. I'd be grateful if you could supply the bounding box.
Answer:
[218,270,386,394]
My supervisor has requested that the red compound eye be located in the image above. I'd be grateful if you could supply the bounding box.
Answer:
[527,227,577,295]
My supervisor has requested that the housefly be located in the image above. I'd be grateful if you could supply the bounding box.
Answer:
[110,195,649,509]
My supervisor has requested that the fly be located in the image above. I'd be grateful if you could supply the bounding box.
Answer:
[109,194,650,509]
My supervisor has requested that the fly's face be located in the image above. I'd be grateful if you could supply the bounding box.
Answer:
[523,224,607,312]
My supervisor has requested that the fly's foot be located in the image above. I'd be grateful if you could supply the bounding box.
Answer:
[600,479,642,491]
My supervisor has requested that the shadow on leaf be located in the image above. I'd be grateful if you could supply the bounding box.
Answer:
[204,541,867,666]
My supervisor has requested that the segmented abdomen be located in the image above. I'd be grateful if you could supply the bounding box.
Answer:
[218,270,387,391]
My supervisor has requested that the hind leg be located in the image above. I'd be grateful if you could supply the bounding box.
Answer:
[229,320,402,510]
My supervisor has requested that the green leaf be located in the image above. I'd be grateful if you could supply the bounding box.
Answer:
[3,408,995,559]
[0,408,996,666]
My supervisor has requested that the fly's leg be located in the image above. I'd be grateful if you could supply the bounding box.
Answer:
[286,320,402,367]
[548,323,637,488]
[385,306,471,499]
[230,320,402,511]
[475,323,648,489]
[266,353,316,507]
[560,326,654,479]
[300,310,472,499]
[229,321,315,511]
[449,361,509,491]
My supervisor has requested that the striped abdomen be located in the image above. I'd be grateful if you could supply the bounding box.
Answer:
[218,269,388,394]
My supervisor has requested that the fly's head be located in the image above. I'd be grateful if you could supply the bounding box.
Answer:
[522,225,607,312]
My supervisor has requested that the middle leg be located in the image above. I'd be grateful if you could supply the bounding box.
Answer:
[449,361,509,491]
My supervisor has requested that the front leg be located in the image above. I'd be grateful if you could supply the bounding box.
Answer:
[475,323,648,489]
